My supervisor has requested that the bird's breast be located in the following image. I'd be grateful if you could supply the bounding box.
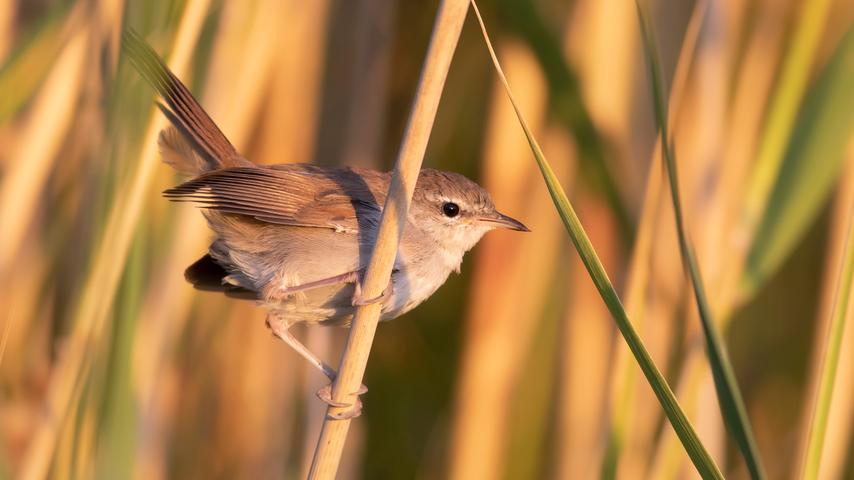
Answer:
[381,238,462,319]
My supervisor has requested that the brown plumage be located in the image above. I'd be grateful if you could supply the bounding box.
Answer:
[123,30,250,171]
[123,30,528,412]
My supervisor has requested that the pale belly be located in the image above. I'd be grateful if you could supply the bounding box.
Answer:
[209,212,458,327]
[265,264,451,328]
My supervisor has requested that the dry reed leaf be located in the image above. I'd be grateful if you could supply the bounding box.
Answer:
[558,189,619,479]
[815,155,854,480]
[605,2,706,476]
[0,25,86,272]
[663,4,854,475]
[0,312,8,369]
[18,1,213,477]
[130,0,310,476]
[559,1,635,476]
[677,3,731,281]
[643,1,787,476]
[795,144,854,479]
[718,0,832,314]
[565,0,640,200]
[95,0,124,65]
[638,0,769,474]
[0,0,15,62]
[73,399,98,479]
[0,15,90,468]
[738,0,833,246]
[623,217,690,476]
[254,0,331,167]
[216,1,329,474]
[447,40,556,480]
[715,1,786,304]
[817,185,854,477]
[606,155,662,479]
[298,0,391,169]
[0,243,50,477]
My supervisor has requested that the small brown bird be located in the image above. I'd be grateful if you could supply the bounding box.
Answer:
[123,30,528,414]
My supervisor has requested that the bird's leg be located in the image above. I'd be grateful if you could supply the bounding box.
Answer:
[273,269,389,308]
[285,268,392,308]
[274,270,361,298]
[351,276,394,307]
[265,316,337,379]
[265,315,367,418]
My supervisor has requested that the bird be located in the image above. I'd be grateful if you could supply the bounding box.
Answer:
[122,30,528,417]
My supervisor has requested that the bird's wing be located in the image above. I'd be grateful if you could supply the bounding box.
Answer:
[163,165,387,231]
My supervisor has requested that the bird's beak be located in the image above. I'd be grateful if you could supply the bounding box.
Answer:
[477,211,530,232]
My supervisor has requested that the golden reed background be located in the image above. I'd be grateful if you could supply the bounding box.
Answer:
[0,0,852,478]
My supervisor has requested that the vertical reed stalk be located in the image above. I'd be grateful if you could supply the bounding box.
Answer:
[604,4,704,475]
[636,2,765,476]
[560,3,634,475]
[18,2,211,477]
[0,18,86,272]
[560,191,617,479]
[307,1,469,477]
[799,172,854,479]
[801,150,854,480]
[0,1,12,62]
[131,2,294,473]
[448,41,554,480]
[724,0,832,306]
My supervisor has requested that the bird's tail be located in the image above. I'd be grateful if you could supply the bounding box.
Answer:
[121,29,252,174]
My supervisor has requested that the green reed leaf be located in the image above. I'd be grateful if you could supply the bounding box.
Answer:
[741,25,854,297]
[801,196,854,480]
[0,2,68,122]
[470,2,723,478]
[634,3,766,479]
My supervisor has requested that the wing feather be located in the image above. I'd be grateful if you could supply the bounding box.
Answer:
[163,165,387,231]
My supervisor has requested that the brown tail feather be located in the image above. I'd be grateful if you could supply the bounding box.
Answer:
[158,126,208,176]
[122,29,253,174]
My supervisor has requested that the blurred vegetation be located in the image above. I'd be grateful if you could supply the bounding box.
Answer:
[0,0,852,479]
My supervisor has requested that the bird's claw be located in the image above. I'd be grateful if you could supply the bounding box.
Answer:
[316,383,368,420]
[351,280,393,307]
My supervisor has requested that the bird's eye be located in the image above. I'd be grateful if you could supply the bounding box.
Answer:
[442,202,460,218]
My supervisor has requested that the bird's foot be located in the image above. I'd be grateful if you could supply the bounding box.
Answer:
[316,383,369,420]
[351,279,393,307]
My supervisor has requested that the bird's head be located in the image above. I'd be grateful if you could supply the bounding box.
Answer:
[411,169,529,256]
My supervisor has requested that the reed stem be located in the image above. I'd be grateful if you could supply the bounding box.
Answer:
[307,1,469,478]
[18,2,212,477]
[800,196,854,480]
